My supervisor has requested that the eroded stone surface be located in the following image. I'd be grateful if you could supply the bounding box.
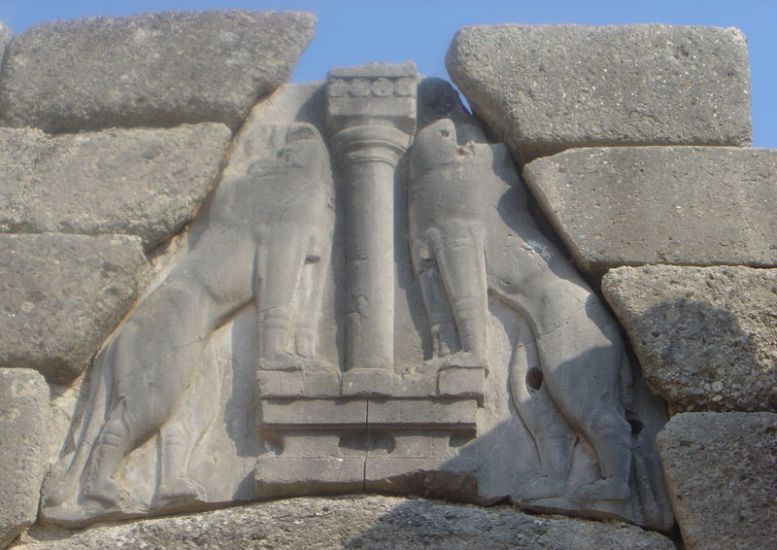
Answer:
[447,24,751,163]
[0,124,230,250]
[0,11,315,132]
[523,147,777,278]
[20,496,675,549]
[603,265,777,412]
[0,234,146,384]
[657,412,777,550]
[0,369,50,548]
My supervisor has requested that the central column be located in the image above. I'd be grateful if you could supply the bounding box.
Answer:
[327,63,417,375]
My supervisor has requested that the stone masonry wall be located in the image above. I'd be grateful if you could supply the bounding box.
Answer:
[0,11,774,550]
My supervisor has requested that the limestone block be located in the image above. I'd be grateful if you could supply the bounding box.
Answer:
[0,369,50,548]
[19,495,676,549]
[447,24,751,163]
[657,412,777,550]
[0,124,231,250]
[0,11,315,132]
[603,265,777,412]
[523,147,777,278]
[0,234,146,384]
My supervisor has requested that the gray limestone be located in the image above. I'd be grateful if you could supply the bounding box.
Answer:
[0,11,315,132]
[447,24,752,163]
[603,265,777,412]
[0,369,50,548]
[523,147,777,278]
[0,124,231,250]
[657,412,777,550]
[18,495,675,549]
[0,234,146,384]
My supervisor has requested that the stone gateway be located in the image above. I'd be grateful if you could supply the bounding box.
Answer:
[0,11,773,550]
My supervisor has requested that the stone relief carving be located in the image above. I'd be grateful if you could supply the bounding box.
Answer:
[42,63,672,531]
[44,122,335,520]
[410,114,635,511]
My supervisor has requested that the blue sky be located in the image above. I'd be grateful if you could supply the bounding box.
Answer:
[1,1,774,146]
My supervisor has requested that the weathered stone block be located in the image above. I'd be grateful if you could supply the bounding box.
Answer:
[0,11,315,132]
[0,369,50,548]
[447,24,751,163]
[523,147,777,278]
[0,234,146,384]
[603,265,777,412]
[18,495,676,549]
[657,412,777,550]
[0,124,230,250]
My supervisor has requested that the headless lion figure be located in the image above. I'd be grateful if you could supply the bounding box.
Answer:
[48,123,334,509]
[408,116,632,504]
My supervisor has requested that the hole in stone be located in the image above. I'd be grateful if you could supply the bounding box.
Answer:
[628,419,644,436]
[526,368,543,391]
[440,129,450,137]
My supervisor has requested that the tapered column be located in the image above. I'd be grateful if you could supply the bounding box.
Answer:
[327,63,417,371]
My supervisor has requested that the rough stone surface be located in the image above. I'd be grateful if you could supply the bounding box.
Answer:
[657,412,777,550]
[18,496,675,549]
[0,234,147,384]
[0,369,50,548]
[447,24,752,163]
[603,265,777,412]
[0,11,315,132]
[0,124,231,250]
[523,147,777,278]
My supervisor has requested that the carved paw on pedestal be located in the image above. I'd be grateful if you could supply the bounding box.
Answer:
[573,477,631,502]
[157,476,205,503]
[417,351,487,376]
[517,475,567,503]
[439,350,487,369]
[83,477,123,508]
[258,351,306,372]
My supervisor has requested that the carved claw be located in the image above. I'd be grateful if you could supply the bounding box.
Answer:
[430,325,453,358]
[294,332,316,358]
[439,350,487,369]
[517,475,567,502]
[573,477,631,502]
[83,476,122,507]
[258,351,305,372]
[157,476,205,502]
[300,357,339,374]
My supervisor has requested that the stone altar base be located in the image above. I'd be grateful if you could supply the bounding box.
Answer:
[255,367,485,499]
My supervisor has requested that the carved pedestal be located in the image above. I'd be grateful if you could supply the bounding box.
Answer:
[255,367,485,498]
